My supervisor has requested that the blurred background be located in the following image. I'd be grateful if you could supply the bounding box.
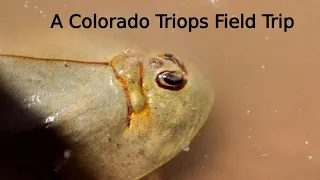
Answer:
[0,0,319,179]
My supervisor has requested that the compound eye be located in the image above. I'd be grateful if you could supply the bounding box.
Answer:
[156,71,187,91]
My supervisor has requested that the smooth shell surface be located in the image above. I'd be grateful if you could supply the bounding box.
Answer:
[0,49,214,180]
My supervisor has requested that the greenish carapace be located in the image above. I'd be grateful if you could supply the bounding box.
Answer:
[0,49,214,180]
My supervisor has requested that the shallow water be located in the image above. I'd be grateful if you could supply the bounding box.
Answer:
[0,0,319,180]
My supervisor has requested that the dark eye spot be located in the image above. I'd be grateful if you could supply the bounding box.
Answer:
[164,53,174,59]
[159,53,188,75]
[156,71,187,91]
[149,58,164,69]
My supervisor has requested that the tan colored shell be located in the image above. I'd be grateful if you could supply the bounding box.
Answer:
[0,49,214,180]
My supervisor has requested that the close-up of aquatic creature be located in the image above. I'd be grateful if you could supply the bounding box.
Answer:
[0,49,214,180]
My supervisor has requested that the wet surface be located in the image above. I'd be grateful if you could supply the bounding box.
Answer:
[1,0,320,180]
